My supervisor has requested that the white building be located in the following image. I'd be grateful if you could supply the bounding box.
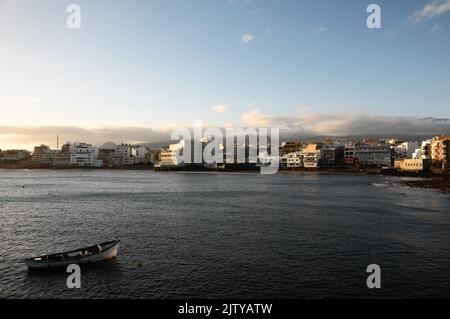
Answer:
[281,152,303,168]
[115,144,134,166]
[412,148,422,159]
[132,146,148,164]
[421,140,432,159]
[395,141,419,159]
[160,140,185,167]
[70,142,99,167]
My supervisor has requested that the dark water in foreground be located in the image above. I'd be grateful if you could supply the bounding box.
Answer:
[0,169,449,299]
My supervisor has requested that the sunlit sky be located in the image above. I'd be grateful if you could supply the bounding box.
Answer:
[1,0,450,149]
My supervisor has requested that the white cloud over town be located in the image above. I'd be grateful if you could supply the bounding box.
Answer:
[241,33,254,43]
[212,104,228,113]
[314,26,328,34]
[410,0,450,22]
[2,113,450,150]
[240,110,450,137]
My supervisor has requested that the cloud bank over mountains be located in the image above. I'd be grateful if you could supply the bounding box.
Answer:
[1,114,449,149]
[240,111,450,137]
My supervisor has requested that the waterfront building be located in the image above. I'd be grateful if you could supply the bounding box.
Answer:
[301,144,322,168]
[98,143,148,167]
[160,150,179,167]
[344,143,357,166]
[98,147,115,167]
[279,141,303,156]
[31,145,50,163]
[412,148,422,159]
[97,143,132,167]
[160,140,185,167]
[150,148,163,164]
[70,142,99,167]
[322,146,335,167]
[281,152,303,169]
[421,139,432,159]
[53,143,71,167]
[32,144,69,166]
[41,149,60,165]
[132,146,148,164]
[115,143,134,166]
[0,149,31,161]
[394,158,431,172]
[109,152,126,167]
[131,146,152,165]
[394,141,419,159]
[355,140,391,168]
[430,135,450,170]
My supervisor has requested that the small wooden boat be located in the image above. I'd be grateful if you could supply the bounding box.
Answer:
[24,240,120,269]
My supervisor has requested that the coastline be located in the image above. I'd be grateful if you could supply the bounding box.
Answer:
[398,176,450,194]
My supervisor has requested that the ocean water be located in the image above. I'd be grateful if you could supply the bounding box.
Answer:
[0,169,449,299]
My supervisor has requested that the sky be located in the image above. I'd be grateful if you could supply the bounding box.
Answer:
[1,0,450,149]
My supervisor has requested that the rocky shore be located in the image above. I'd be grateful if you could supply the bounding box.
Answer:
[400,177,450,193]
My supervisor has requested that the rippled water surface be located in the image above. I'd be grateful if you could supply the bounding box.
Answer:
[0,169,449,298]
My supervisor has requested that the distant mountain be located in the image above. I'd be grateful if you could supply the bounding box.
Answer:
[98,142,117,149]
[133,140,172,149]
[130,133,438,150]
[281,134,436,143]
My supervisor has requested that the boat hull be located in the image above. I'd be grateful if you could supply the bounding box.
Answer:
[25,240,120,269]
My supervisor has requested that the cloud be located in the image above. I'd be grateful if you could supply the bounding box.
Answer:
[314,26,328,34]
[2,113,450,150]
[430,24,444,33]
[240,110,450,137]
[212,104,228,113]
[410,0,450,22]
[241,33,254,43]
[0,125,173,150]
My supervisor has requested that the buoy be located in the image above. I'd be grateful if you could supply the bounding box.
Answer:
[137,261,143,267]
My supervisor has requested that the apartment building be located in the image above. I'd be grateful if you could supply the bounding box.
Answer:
[115,144,134,166]
[301,144,322,168]
[0,149,30,161]
[394,141,419,159]
[70,142,101,167]
[430,135,450,170]
[281,152,302,169]
[53,143,71,167]
[355,140,391,168]
[279,141,303,156]
[160,140,185,167]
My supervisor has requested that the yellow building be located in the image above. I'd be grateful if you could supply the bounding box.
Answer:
[430,135,450,170]
[301,144,322,168]
[394,159,431,172]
